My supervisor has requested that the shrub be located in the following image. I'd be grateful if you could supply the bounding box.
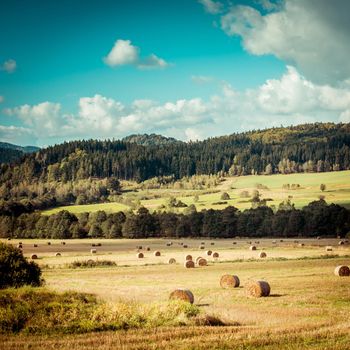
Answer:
[0,243,42,289]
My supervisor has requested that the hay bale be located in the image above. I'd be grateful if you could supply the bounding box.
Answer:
[168,258,176,264]
[212,252,219,258]
[199,245,204,249]
[55,252,61,257]
[31,254,38,260]
[17,244,22,249]
[169,289,194,304]
[280,239,284,242]
[183,244,188,248]
[146,246,150,251]
[96,243,102,247]
[47,242,51,245]
[326,246,333,251]
[249,245,257,251]
[195,256,203,263]
[210,242,215,245]
[91,243,96,247]
[7,238,11,241]
[245,280,270,297]
[197,258,207,266]
[61,241,66,245]
[334,265,350,276]
[154,251,161,256]
[316,236,321,240]
[259,251,267,258]
[206,250,212,256]
[185,254,193,261]
[184,260,195,268]
[90,248,97,254]
[272,240,277,244]
[298,243,305,247]
[137,245,142,249]
[201,241,205,245]
[220,274,240,288]
[166,241,173,246]
[338,240,345,245]
[137,252,144,258]
[255,241,260,244]
[232,242,236,245]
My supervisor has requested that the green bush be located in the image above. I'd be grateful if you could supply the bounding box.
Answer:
[0,243,42,289]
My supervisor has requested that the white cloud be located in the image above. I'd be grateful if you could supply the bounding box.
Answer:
[220,0,350,84]
[198,0,224,14]
[104,39,169,70]
[1,59,17,73]
[191,75,213,84]
[0,125,34,145]
[0,96,4,103]
[4,102,63,136]
[3,66,350,145]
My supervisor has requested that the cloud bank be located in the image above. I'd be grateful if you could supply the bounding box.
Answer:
[2,66,350,145]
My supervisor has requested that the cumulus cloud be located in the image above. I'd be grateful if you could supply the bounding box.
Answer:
[220,0,350,84]
[1,59,17,73]
[3,66,350,145]
[4,102,63,136]
[198,0,224,14]
[104,39,169,70]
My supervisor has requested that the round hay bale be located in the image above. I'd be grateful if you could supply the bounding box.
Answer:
[280,239,284,242]
[206,250,212,256]
[87,259,95,266]
[298,243,305,247]
[210,242,215,246]
[90,248,97,254]
[232,241,236,245]
[91,243,96,247]
[47,242,51,245]
[55,252,61,257]
[199,245,204,249]
[146,246,151,251]
[272,240,277,244]
[137,245,142,249]
[184,260,195,268]
[197,258,207,266]
[169,289,194,304]
[255,241,260,244]
[7,238,11,241]
[61,241,66,245]
[316,236,321,240]
[334,265,350,276]
[338,240,345,245]
[245,280,270,297]
[31,254,38,260]
[195,256,203,263]
[154,251,161,256]
[220,274,240,288]
[168,258,176,264]
[167,241,173,246]
[212,252,219,258]
[183,244,188,248]
[18,242,22,245]
[326,246,333,251]
[259,251,267,258]
[137,252,144,258]
[17,244,22,249]
[249,245,256,251]
[185,254,193,261]
[201,241,205,245]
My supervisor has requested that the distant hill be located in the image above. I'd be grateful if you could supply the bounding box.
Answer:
[122,133,181,146]
[1,123,350,184]
[0,142,40,163]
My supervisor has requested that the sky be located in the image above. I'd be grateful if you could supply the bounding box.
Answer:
[1,0,350,147]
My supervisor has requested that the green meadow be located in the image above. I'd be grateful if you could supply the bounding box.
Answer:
[43,170,350,215]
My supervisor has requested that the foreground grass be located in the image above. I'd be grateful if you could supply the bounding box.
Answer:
[0,287,200,335]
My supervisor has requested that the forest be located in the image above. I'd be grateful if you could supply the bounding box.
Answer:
[1,200,349,239]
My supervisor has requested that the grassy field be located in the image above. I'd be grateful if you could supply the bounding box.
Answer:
[1,237,350,349]
[0,239,350,349]
[43,170,350,215]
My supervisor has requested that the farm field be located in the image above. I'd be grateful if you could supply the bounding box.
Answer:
[1,237,350,349]
[43,170,350,215]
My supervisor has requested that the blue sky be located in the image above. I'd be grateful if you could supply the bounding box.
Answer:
[1,0,350,146]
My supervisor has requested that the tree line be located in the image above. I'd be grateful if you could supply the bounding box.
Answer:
[1,200,349,239]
